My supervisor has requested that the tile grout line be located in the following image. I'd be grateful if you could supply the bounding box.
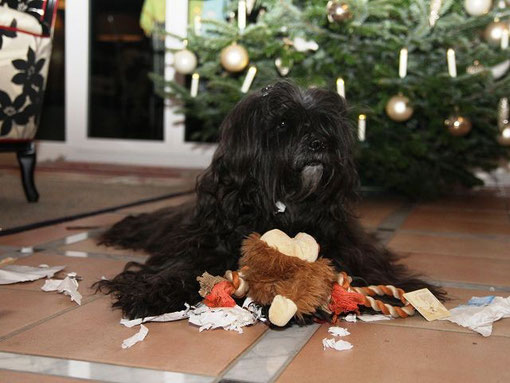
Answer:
[0,368,95,382]
[376,202,415,245]
[0,352,215,383]
[345,320,510,339]
[216,324,321,383]
[431,279,510,292]
[398,228,510,242]
[0,296,102,343]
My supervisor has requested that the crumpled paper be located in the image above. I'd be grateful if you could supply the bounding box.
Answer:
[119,300,260,348]
[189,304,257,334]
[122,325,149,349]
[322,338,353,351]
[328,326,350,337]
[0,265,65,285]
[41,273,82,305]
[441,296,510,337]
[323,325,353,351]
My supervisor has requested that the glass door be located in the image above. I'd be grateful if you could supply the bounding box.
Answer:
[38,0,215,168]
[88,0,164,140]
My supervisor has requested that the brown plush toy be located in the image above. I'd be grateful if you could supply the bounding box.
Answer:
[240,229,337,326]
[198,229,416,327]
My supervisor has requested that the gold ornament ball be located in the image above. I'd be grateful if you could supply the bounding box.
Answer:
[220,43,249,73]
[385,95,414,122]
[498,126,510,146]
[327,1,352,23]
[466,60,485,75]
[484,21,509,46]
[445,115,472,136]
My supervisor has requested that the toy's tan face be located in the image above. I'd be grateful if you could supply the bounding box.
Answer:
[259,229,319,262]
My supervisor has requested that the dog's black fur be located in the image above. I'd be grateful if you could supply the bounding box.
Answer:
[96,81,443,319]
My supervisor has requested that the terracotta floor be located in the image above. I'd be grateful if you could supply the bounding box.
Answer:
[0,191,509,382]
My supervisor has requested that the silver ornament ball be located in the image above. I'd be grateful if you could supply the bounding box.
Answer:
[464,0,492,16]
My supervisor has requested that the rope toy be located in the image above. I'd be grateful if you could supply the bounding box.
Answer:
[197,230,416,326]
[334,271,415,320]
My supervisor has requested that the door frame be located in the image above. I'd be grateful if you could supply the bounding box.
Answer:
[37,0,215,168]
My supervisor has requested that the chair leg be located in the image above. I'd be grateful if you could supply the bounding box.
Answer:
[16,143,39,202]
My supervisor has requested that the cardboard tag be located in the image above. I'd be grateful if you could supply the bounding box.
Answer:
[403,288,450,321]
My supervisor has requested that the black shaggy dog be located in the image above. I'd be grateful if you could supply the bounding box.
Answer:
[96,81,443,319]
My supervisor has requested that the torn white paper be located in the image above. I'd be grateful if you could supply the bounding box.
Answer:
[322,338,353,351]
[242,297,267,322]
[41,276,82,305]
[441,296,510,337]
[120,305,191,328]
[0,265,65,285]
[328,326,350,337]
[188,304,257,333]
[122,324,149,349]
[357,314,392,322]
[342,313,357,322]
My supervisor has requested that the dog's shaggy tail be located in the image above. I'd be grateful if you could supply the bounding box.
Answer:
[99,204,193,253]
[99,213,157,251]
[93,261,202,319]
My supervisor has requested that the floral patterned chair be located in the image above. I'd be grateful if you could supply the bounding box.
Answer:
[0,0,58,202]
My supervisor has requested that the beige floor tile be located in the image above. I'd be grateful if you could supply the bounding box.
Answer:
[401,252,510,287]
[0,214,124,247]
[277,322,510,383]
[366,287,510,337]
[0,252,127,295]
[0,370,97,383]
[59,238,148,258]
[0,298,267,376]
[401,207,510,236]
[355,199,402,228]
[0,289,81,338]
[389,232,510,260]
[116,195,194,214]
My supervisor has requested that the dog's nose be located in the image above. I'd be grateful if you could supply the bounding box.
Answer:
[309,139,326,152]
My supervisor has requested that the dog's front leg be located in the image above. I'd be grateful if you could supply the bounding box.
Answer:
[96,254,230,320]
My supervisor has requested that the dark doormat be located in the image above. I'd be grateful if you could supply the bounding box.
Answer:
[0,170,195,235]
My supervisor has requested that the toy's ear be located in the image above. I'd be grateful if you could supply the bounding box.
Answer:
[294,233,319,262]
[260,229,295,257]
[260,229,319,262]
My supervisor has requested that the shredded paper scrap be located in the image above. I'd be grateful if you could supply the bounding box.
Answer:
[441,296,510,337]
[41,273,82,305]
[120,300,262,349]
[122,325,149,349]
[323,325,353,351]
[0,265,65,285]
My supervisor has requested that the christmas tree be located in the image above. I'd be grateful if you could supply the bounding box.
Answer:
[162,0,510,198]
